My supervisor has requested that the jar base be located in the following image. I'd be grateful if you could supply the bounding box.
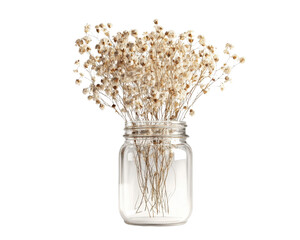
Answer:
[124,217,188,226]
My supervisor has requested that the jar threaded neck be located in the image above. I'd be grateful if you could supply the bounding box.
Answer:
[124,121,188,139]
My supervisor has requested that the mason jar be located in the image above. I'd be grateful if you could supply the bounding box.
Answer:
[119,121,192,225]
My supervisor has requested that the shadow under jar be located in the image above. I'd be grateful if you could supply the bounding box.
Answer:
[119,121,192,226]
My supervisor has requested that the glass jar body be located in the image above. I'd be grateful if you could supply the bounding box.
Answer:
[119,122,192,225]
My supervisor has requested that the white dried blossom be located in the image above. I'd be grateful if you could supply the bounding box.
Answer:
[224,66,231,74]
[84,24,90,33]
[239,57,245,64]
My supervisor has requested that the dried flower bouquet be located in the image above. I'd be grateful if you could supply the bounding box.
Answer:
[74,20,244,217]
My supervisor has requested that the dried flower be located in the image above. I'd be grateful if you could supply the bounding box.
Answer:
[82,88,89,95]
[75,79,81,85]
[224,66,231,74]
[232,54,238,60]
[84,24,90,33]
[239,57,245,64]
[198,35,205,46]
[225,43,233,49]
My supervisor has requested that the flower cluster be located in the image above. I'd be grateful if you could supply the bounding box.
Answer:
[74,20,244,121]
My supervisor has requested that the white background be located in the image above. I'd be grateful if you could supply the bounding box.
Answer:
[0,0,299,239]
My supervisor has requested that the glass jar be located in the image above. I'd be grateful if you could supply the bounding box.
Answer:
[119,121,192,226]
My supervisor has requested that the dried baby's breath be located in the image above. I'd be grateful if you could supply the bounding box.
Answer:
[74,21,244,121]
[75,79,81,85]
[74,21,245,217]
[239,57,245,64]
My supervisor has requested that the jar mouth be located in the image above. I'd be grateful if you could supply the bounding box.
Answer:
[124,121,188,139]
[125,121,186,127]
